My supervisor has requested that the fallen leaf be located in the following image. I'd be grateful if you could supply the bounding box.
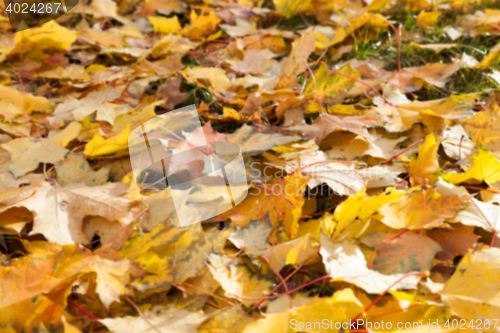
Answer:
[408,132,441,186]
[120,222,232,293]
[0,178,132,244]
[378,186,469,230]
[320,232,421,293]
[427,224,479,262]
[264,235,316,271]
[0,122,81,178]
[102,304,208,332]
[148,16,182,34]
[360,231,442,274]
[242,288,363,333]
[443,147,500,185]
[208,253,273,306]
[10,21,77,58]
[441,247,500,321]
[416,11,442,30]
[56,153,110,186]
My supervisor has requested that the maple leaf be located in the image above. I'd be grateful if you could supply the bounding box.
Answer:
[208,254,273,306]
[298,150,403,195]
[0,85,52,120]
[187,67,233,92]
[378,186,469,230]
[279,31,316,87]
[242,289,363,333]
[320,233,422,294]
[228,215,273,256]
[304,63,362,104]
[323,187,405,242]
[199,305,255,332]
[408,132,441,186]
[0,178,132,244]
[101,305,208,333]
[56,153,110,186]
[120,222,232,294]
[84,124,133,158]
[0,243,62,309]
[360,231,442,274]
[441,247,500,321]
[9,21,77,58]
[219,173,308,237]
[263,235,316,271]
[0,122,81,178]
[443,146,500,185]
[2,0,500,328]
[0,294,72,332]
[427,224,479,262]
[54,245,145,309]
[155,75,190,110]
[292,113,376,145]
[463,101,500,153]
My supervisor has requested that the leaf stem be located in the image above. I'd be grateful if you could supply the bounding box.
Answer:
[67,299,100,321]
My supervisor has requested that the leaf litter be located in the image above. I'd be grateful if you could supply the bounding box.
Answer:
[1,0,500,332]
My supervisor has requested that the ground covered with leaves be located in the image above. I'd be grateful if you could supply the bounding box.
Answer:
[1,0,500,332]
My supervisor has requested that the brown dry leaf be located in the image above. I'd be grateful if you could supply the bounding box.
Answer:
[292,114,376,145]
[1,0,500,330]
[427,224,479,262]
[155,75,190,110]
[242,288,363,333]
[0,85,52,120]
[360,231,442,274]
[198,305,255,333]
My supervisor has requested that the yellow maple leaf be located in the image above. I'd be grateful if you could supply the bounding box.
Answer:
[324,187,404,241]
[242,288,363,332]
[183,10,221,37]
[187,67,232,92]
[304,63,362,104]
[10,21,77,58]
[443,147,500,185]
[148,16,182,34]
[409,132,442,186]
[442,247,500,321]
[219,173,308,238]
[463,101,500,152]
[0,85,52,120]
[416,11,442,30]
[273,0,307,18]
[84,124,132,158]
